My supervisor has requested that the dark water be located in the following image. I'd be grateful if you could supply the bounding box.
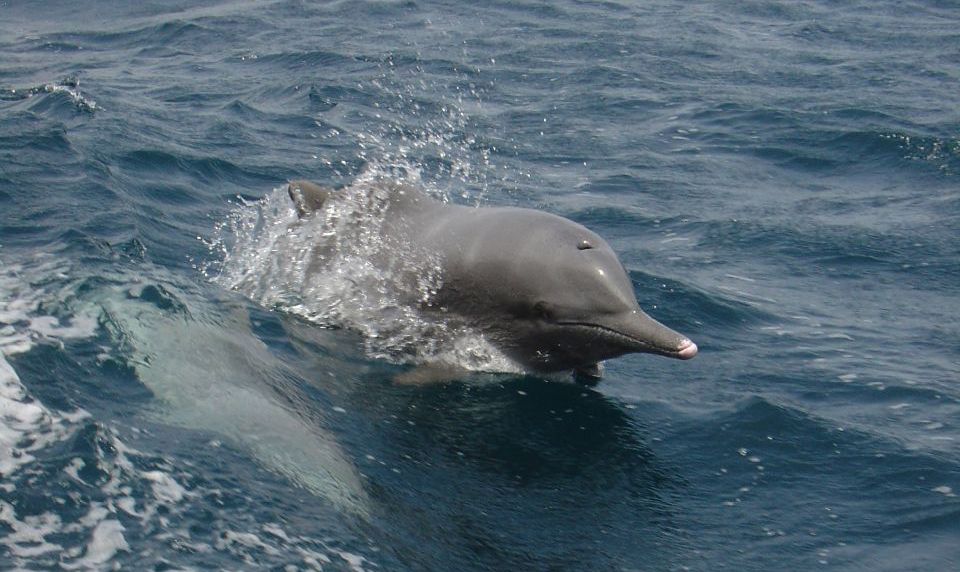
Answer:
[2,1,959,570]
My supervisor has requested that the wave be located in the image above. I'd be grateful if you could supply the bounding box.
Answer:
[0,251,372,517]
[0,77,98,114]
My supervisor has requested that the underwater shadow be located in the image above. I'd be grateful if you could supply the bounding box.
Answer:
[364,375,685,571]
[280,316,686,571]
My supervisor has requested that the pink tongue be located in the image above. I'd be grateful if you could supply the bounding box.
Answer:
[677,339,698,360]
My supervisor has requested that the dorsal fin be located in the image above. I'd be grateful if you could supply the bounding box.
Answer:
[288,180,332,217]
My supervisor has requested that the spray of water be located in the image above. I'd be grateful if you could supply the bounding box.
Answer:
[204,59,530,373]
[206,167,520,373]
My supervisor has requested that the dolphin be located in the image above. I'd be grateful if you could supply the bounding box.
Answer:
[92,274,370,516]
[287,179,697,379]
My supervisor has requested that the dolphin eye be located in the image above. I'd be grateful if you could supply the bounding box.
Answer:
[577,240,594,250]
[533,301,553,320]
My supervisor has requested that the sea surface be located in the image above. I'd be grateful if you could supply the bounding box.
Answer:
[2,1,958,570]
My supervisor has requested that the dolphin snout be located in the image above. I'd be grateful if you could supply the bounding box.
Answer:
[601,309,697,360]
[676,338,698,360]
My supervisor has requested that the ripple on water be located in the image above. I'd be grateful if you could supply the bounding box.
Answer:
[659,396,960,569]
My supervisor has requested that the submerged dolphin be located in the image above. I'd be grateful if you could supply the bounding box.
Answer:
[94,277,369,516]
[288,179,697,378]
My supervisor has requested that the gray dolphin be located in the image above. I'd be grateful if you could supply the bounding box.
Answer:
[288,179,697,379]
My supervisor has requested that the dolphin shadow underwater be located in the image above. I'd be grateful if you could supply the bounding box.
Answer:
[374,382,678,570]
[287,179,698,381]
[280,316,682,570]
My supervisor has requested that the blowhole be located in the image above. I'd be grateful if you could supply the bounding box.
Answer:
[577,240,594,250]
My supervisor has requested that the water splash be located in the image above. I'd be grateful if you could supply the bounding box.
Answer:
[0,77,99,112]
[206,168,520,374]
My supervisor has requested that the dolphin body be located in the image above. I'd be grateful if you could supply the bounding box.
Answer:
[94,275,370,516]
[288,180,697,379]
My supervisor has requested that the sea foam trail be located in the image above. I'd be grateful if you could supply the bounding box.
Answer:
[0,254,370,516]
[1,255,376,568]
[0,258,135,569]
[0,353,89,478]
[0,258,95,478]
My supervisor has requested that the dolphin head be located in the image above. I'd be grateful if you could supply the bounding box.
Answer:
[452,210,697,373]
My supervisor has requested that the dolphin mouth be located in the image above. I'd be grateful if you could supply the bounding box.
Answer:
[556,320,698,360]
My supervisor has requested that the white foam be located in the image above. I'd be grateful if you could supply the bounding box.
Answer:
[0,258,98,479]
[64,457,86,482]
[337,549,371,572]
[0,501,64,557]
[208,173,521,374]
[0,257,99,356]
[0,257,140,569]
[143,470,188,504]
[262,523,291,541]
[0,255,381,568]
[216,530,281,557]
[115,497,139,517]
[0,352,89,477]
[62,519,129,569]
[1,424,199,569]
[41,80,99,112]
[28,314,98,341]
[725,273,756,283]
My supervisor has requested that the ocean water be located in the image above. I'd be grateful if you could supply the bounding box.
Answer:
[1,0,958,570]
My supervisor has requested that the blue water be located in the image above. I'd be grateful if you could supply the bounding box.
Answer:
[2,1,959,570]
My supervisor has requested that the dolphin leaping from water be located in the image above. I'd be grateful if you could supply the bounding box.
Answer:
[288,179,697,380]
